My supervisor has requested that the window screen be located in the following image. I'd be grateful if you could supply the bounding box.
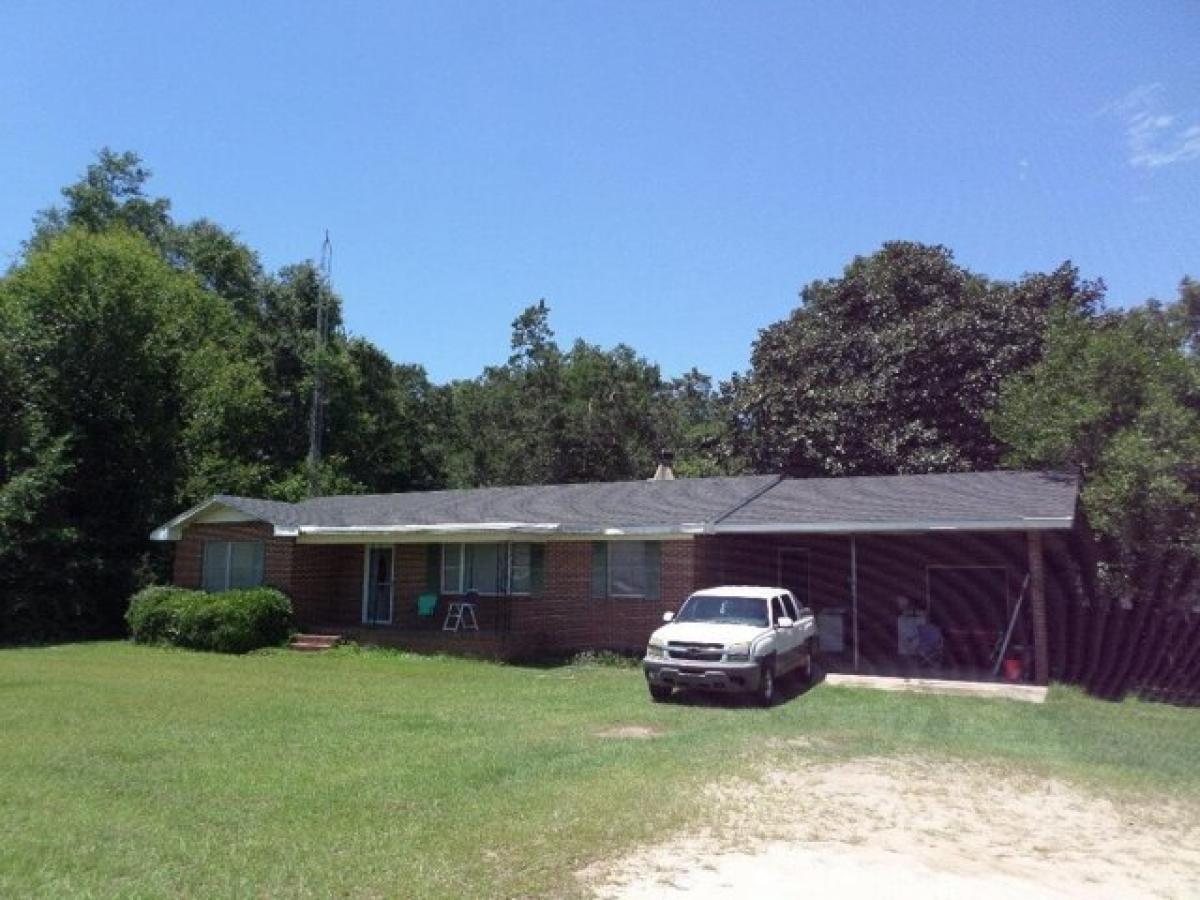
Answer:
[229,541,264,588]
[592,541,661,599]
[201,542,228,592]
[466,543,503,594]
[201,540,264,592]
[510,543,532,595]
[442,544,464,593]
[441,543,541,595]
[610,542,648,597]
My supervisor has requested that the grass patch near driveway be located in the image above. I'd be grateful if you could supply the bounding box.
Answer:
[1,643,1197,898]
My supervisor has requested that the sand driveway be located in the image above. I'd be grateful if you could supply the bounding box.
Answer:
[583,752,1200,899]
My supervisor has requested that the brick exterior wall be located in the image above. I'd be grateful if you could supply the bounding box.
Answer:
[173,522,295,595]
[290,544,364,628]
[172,526,704,655]
[171,522,1071,675]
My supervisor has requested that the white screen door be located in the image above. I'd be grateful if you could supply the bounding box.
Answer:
[363,546,394,625]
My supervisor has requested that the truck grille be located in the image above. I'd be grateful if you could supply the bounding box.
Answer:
[667,641,725,662]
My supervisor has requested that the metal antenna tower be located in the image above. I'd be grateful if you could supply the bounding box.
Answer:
[306,230,333,497]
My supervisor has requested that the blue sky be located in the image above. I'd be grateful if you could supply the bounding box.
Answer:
[3,2,1198,383]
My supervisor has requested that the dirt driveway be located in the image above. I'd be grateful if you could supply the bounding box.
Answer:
[582,751,1200,899]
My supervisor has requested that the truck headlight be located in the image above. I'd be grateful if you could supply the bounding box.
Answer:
[724,642,750,662]
[646,641,666,660]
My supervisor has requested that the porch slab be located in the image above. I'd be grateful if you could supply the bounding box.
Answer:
[822,672,1047,703]
[331,626,540,661]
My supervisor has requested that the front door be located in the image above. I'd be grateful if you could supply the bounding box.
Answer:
[363,546,394,625]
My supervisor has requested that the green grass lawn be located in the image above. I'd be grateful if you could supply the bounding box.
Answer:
[1,643,1197,898]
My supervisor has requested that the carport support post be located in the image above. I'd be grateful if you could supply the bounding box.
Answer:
[1028,530,1049,686]
[851,535,859,672]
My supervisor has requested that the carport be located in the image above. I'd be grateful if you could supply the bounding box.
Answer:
[702,471,1079,685]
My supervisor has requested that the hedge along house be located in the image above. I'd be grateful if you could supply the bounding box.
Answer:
[151,470,1081,684]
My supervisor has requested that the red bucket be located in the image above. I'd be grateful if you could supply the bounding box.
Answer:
[1003,658,1024,682]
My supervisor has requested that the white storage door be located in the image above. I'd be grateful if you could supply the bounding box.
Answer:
[817,610,845,653]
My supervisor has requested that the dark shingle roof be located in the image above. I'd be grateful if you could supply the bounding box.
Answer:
[715,470,1078,532]
[212,495,308,528]
[173,470,1078,537]
[225,475,783,531]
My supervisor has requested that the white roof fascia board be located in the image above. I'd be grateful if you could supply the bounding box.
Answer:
[598,523,707,536]
[295,524,699,545]
[299,522,561,535]
[713,516,1074,535]
[149,497,244,541]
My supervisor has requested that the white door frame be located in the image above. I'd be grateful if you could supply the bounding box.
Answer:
[361,544,396,625]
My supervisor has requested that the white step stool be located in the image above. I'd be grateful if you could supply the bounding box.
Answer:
[442,601,479,632]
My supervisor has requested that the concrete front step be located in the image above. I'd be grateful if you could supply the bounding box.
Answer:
[288,633,342,652]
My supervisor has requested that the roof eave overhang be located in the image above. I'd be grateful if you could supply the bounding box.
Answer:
[294,522,707,544]
[712,516,1074,535]
[149,497,261,541]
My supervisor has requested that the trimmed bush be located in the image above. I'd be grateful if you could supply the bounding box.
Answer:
[125,586,195,645]
[126,586,293,653]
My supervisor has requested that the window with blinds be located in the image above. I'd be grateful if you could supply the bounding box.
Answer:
[590,542,661,600]
[201,541,265,592]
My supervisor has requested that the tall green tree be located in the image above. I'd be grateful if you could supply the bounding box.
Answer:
[30,148,173,250]
[0,228,264,637]
[730,242,1103,476]
[659,369,738,477]
[327,339,444,493]
[992,283,1200,607]
[442,302,709,486]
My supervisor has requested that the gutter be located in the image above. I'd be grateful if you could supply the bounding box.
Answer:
[712,516,1075,535]
[292,522,707,544]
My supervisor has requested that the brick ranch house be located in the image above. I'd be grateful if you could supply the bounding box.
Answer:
[151,470,1082,684]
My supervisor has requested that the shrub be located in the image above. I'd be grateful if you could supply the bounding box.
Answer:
[568,648,642,669]
[125,586,194,644]
[177,587,293,654]
[125,586,293,654]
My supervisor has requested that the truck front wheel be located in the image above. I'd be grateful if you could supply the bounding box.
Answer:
[756,662,776,707]
[648,683,673,703]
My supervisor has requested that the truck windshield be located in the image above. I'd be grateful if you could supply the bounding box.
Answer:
[675,595,769,627]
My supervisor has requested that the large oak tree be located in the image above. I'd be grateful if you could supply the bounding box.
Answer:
[729,242,1103,476]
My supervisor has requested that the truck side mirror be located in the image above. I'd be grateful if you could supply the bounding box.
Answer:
[662,611,675,623]
[777,616,794,629]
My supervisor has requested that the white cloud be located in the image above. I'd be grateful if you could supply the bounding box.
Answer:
[1105,83,1200,170]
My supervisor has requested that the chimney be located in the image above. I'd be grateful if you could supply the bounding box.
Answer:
[652,449,676,481]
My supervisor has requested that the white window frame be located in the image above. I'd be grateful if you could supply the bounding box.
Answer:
[441,543,534,597]
[201,540,264,592]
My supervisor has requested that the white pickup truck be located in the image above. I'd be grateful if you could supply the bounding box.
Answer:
[642,586,817,706]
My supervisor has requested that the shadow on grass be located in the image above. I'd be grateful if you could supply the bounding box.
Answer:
[663,670,825,710]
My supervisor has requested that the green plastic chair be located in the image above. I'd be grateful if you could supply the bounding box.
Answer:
[416,592,439,618]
